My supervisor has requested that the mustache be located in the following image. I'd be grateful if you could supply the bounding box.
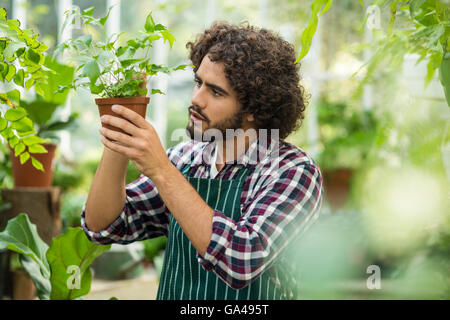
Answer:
[188,105,209,122]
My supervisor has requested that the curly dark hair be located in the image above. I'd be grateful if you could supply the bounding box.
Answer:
[186,21,307,140]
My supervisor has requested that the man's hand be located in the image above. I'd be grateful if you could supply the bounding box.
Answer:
[99,104,171,179]
[100,104,214,256]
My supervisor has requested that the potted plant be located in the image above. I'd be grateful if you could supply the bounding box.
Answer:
[0,7,51,172]
[316,99,379,211]
[55,6,189,133]
[8,56,75,187]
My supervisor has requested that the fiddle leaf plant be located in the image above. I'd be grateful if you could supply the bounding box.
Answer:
[0,213,111,300]
[55,6,191,98]
[0,7,50,171]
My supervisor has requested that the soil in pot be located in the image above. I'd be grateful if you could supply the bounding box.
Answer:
[95,96,150,134]
[9,143,57,188]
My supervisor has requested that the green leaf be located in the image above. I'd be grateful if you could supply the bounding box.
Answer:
[160,30,176,49]
[20,100,58,127]
[0,214,51,300]
[319,0,333,16]
[16,129,36,137]
[116,46,127,57]
[5,63,15,81]
[13,69,24,87]
[1,126,14,139]
[144,12,156,32]
[19,254,51,300]
[22,135,46,146]
[20,151,30,164]
[82,7,95,17]
[82,59,101,85]
[151,89,165,95]
[26,48,42,65]
[99,6,113,26]
[46,228,111,300]
[8,135,19,147]
[0,117,7,131]
[0,8,7,21]
[119,58,141,68]
[7,89,20,105]
[28,143,48,154]
[4,107,27,121]
[89,83,103,94]
[295,0,333,64]
[11,116,34,133]
[14,142,26,156]
[31,157,44,171]
[173,64,192,71]
[25,77,35,90]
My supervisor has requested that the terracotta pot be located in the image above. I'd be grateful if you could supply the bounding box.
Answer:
[322,168,354,212]
[9,143,57,188]
[95,96,150,134]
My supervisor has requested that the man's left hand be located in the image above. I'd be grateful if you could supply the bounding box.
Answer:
[99,104,171,179]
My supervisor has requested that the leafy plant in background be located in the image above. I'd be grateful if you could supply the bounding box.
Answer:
[55,6,190,98]
[0,7,51,170]
[0,213,110,300]
[19,56,77,143]
[316,99,379,169]
[297,0,450,106]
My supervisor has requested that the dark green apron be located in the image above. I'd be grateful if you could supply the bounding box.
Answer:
[156,160,289,300]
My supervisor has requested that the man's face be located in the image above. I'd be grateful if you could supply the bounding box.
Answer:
[186,55,253,142]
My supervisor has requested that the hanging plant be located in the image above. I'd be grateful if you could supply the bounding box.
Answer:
[296,0,450,106]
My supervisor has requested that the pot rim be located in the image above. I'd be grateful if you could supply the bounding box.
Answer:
[95,96,150,105]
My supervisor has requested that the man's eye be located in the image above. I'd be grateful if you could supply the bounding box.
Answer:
[213,90,222,97]
[194,80,201,87]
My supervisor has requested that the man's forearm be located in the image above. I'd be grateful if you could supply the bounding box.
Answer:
[152,162,214,257]
[85,147,129,232]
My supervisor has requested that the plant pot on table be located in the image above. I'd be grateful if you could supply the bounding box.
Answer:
[9,143,57,188]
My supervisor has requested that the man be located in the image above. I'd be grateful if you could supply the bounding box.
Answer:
[82,22,323,300]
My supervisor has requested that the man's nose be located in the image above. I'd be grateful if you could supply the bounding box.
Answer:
[191,86,206,110]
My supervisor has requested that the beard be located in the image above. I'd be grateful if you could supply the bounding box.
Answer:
[185,105,245,142]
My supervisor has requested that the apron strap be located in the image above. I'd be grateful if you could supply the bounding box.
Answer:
[181,160,253,183]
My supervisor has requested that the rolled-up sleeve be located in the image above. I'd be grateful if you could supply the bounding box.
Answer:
[196,162,323,289]
[81,174,171,245]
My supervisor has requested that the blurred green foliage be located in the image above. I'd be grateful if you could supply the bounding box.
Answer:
[316,99,379,169]
[142,237,167,263]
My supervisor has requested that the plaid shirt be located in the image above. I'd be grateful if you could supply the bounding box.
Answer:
[81,136,323,291]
